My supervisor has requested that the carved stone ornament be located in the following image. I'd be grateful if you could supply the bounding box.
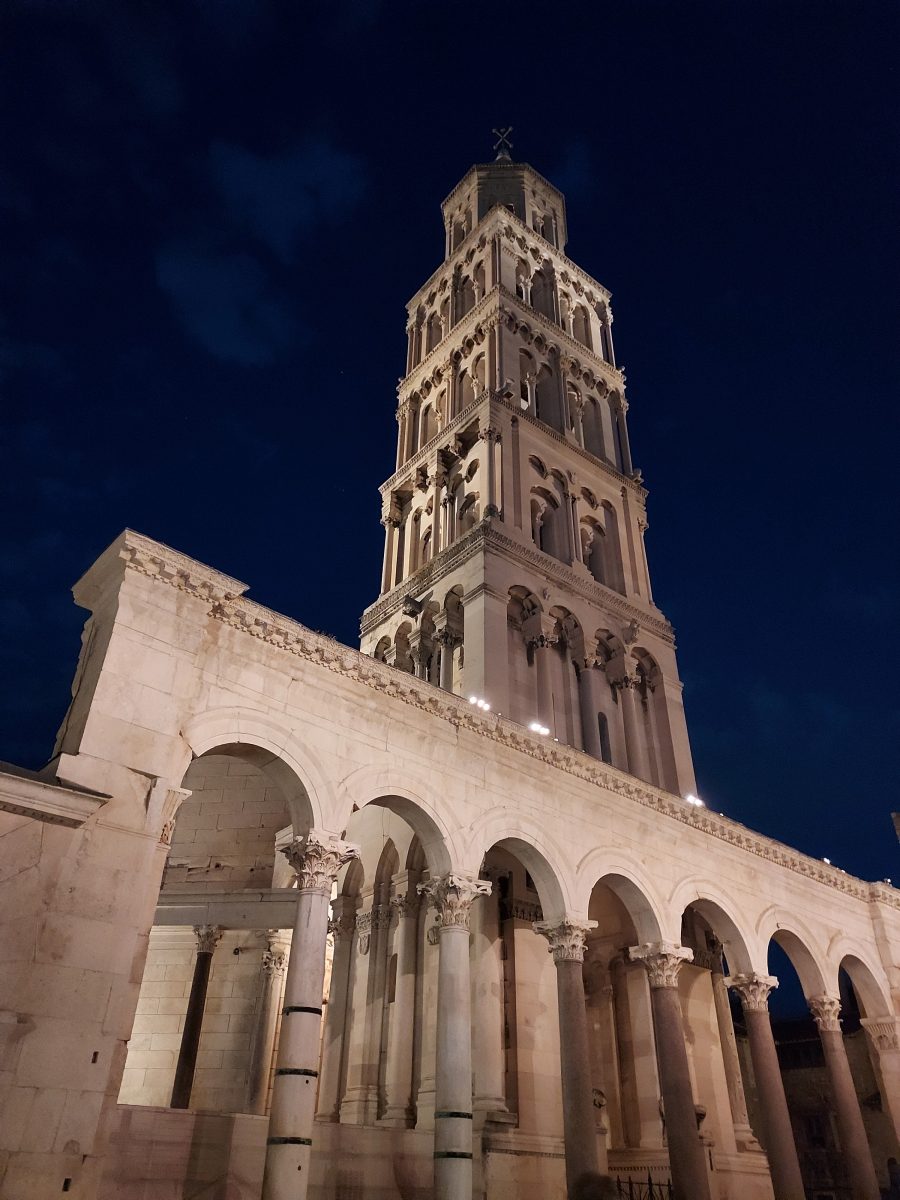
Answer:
[390,890,420,918]
[328,912,357,941]
[629,942,693,988]
[194,924,223,955]
[534,920,594,963]
[262,944,286,976]
[861,1018,900,1052]
[356,910,373,955]
[726,973,779,1012]
[808,994,842,1032]
[146,778,192,847]
[280,831,360,895]
[417,873,492,931]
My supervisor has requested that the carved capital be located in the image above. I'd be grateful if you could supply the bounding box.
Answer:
[535,920,593,963]
[147,779,191,846]
[280,831,360,895]
[194,924,223,955]
[417,873,492,931]
[478,425,500,443]
[629,942,693,988]
[261,937,287,976]
[356,909,373,955]
[390,890,421,918]
[809,994,842,1032]
[726,973,779,1012]
[328,907,357,941]
[862,1017,900,1052]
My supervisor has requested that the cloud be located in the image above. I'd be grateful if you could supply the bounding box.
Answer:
[209,137,367,261]
[550,140,595,201]
[156,238,298,365]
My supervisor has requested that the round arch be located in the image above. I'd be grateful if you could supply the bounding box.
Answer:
[181,706,331,832]
[838,951,893,1018]
[462,811,572,924]
[337,763,453,877]
[574,851,667,943]
[669,879,756,975]
[756,908,830,997]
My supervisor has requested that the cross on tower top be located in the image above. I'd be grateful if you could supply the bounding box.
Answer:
[492,126,513,161]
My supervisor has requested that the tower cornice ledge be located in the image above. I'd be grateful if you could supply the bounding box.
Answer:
[90,530,900,912]
[359,520,673,643]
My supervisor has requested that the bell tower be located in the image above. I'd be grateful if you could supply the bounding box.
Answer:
[360,139,696,796]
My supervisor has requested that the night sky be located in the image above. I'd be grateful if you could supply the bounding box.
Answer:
[3,2,899,902]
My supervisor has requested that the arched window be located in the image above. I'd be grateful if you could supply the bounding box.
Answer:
[597,713,612,764]
[425,311,442,354]
[421,528,432,565]
[572,305,592,350]
[458,493,479,535]
[582,397,605,459]
[531,265,557,323]
[419,404,437,447]
[457,275,476,320]
[458,368,476,411]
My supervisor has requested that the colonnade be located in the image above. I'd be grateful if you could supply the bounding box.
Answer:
[160,834,890,1200]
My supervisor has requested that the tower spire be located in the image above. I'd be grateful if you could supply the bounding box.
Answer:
[492,126,513,161]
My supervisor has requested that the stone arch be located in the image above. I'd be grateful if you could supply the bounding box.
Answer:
[756,908,830,997]
[463,811,573,924]
[669,880,756,975]
[337,763,454,877]
[574,856,667,943]
[181,706,330,832]
[837,951,893,1017]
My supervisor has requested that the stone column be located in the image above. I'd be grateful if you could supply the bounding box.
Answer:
[529,634,556,732]
[171,924,223,1109]
[727,974,805,1200]
[247,932,289,1115]
[382,885,421,1126]
[861,1017,900,1145]
[618,676,651,782]
[630,943,712,1200]
[809,996,881,1200]
[578,665,603,759]
[316,898,356,1121]
[479,426,500,517]
[339,906,378,1124]
[418,873,492,1200]
[262,832,359,1200]
[699,942,756,1150]
[436,629,456,692]
[471,881,508,1122]
[536,921,600,1193]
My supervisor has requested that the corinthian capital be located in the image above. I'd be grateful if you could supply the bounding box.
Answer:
[194,924,223,955]
[726,972,779,1011]
[861,1017,900,1052]
[534,920,594,963]
[281,830,360,895]
[629,942,693,988]
[417,873,492,931]
[809,995,842,1032]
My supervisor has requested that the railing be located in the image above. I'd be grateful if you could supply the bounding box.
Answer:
[615,1175,674,1200]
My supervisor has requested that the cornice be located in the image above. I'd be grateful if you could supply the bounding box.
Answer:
[359,520,673,643]
[0,766,108,828]
[495,394,647,501]
[120,530,248,604]
[400,289,499,396]
[118,534,900,914]
[380,393,489,498]
[497,286,622,390]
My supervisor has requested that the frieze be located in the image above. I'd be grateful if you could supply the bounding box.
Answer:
[117,532,900,914]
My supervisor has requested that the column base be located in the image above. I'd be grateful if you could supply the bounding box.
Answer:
[378,1107,414,1129]
[473,1104,515,1133]
[734,1123,762,1153]
[339,1088,379,1126]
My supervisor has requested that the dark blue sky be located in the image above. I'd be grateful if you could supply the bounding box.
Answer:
[2,1,899,890]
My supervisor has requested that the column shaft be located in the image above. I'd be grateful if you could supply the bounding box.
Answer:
[619,681,651,781]
[578,667,603,759]
[817,1022,880,1199]
[247,935,287,1115]
[742,1008,805,1199]
[649,985,712,1200]
[471,887,507,1120]
[557,959,600,1188]
[171,925,221,1110]
[708,962,754,1146]
[262,833,359,1200]
[382,894,420,1125]
[316,902,356,1121]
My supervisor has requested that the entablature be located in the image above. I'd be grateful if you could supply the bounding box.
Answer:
[0,764,109,828]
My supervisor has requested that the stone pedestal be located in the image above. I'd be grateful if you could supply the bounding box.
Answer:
[262,832,359,1200]
[727,974,804,1200]
[630,943,712,1200]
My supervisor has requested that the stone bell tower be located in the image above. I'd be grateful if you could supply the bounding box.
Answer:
[360,135,696,796]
